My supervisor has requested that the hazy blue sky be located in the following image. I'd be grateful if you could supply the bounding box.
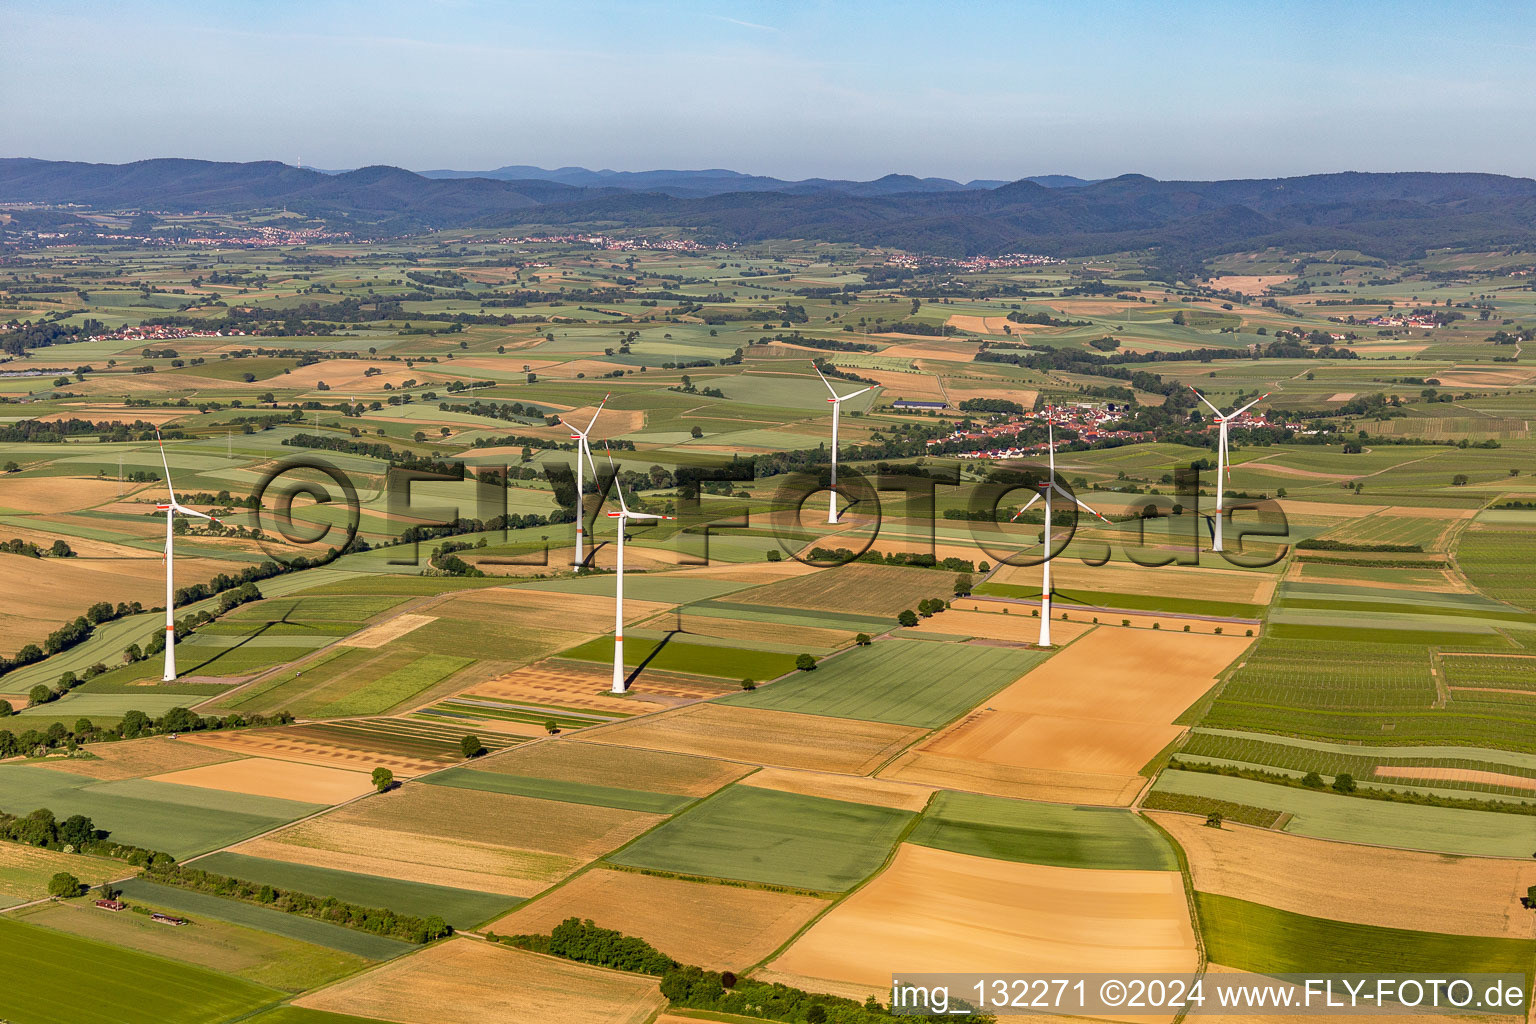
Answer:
[5,0,1535,181]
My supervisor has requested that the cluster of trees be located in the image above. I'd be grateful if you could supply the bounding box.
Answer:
[145,861,452,943]
[0,318,104,357]
[492,917,676,974]
[0,537,73,558]
[1296,539,1423,553]
[897,598,949,627]
[491,917,993,1023]
[437,399,558,425]
[0,707,295,759]
[282,433,464,476]
[957,398,1023,415]
[0,807,97,849]
[803,547,976,574]
[0,416,170,444]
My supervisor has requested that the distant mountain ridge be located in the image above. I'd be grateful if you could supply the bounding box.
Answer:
[410,165,1076,196]
[3,157,1534,260]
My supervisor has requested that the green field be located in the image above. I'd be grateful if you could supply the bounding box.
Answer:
[0,914,282,1024]
[1197,892,1536,977]
[606,784,914,892]
[0,766,324,858]
[190,852,517,930]
[14,898,367,992]
[114,878,414,959]
[558,635,800,681]
[909,791,1179,870]
[1152,769,1536,856]
[424,767,693,814]
[717,636,1041,727]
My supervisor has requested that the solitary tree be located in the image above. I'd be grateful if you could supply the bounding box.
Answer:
[544,719,560,734]
[897,609,918,627]
[1204,812,1223,829]
[47,872,81,898]
[1331,772,1357,793]
[740,679,756,691]
[1301,772,1325,788]
[460,734,485,759]
[795,654,817,672]
[371,767,394,793]
[954,572,973,597]
[853,633,871,646]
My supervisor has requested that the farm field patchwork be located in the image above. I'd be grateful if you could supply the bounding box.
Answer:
[759,843,1197,1006]
[882,627,1250,804]
[910,791,1179,870]
[1150,812,1536,939]
[582,702,928,774]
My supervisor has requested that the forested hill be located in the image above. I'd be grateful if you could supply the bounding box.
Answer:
[5,157,1536,260]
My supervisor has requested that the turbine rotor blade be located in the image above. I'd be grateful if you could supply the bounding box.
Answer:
[1053,483,1108,522]
[1188,386,1224,418]
[1230,391,1271,419]
[810,361,840,398]
[154,428,177,504]
[1010,491,1043,521]
[603,443,632,514]
[582,393,611,435]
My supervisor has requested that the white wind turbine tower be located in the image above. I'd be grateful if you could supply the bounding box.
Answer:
[600,445,674,694]
[559,393,610,567]
[155,430,219,681]
[1010,409,1109,648]
[812,361,875,524]
[1187,387,1270,553]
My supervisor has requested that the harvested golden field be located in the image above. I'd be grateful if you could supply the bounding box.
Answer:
[858,369,947,401]
[340,613,437,648]
[945,314,1013,334]
[739,766,934,812]
[182,727,446,777]
[584,703,927,775]
[881,628,1250,804]
[149,756,375,803]
[472,661,676,714]
[989,560,1276,605]
[250,783,666,892]
[0,843,122,904]
[0,476,127,513]
[477,738,748,796]
[879,340,981,361]
[760,845,1196,1008]
[282,361,448,391]
[0,552,244,650]
[1374,765,1536,791]
[37,735,241,781]
[295,938,666,1024]
[730,562,954,618]
[1150,813,1536,939]
[233,826,556,898]
[1206,274,1294,294]
[491,867,827,971]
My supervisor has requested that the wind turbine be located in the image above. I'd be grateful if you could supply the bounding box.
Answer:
[559,393,610,567]
[1010,409,1108,648]
[812,361,875,524]
[600,445,674,694]
[154,430,219,681]
[1187,387,1269,553]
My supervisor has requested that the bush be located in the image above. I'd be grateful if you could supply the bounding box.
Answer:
[1332,772,1357,793]
[766,549,782,562]
[1204,812,1223,829]
[459,734,485,759]
[1301,771,1325,788]
[794,654,817,672]
[47,872,81,898]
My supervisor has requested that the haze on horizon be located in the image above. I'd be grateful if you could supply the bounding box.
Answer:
[5,0,1536,184]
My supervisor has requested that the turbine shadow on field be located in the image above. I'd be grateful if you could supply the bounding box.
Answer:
[625,625,683,688]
